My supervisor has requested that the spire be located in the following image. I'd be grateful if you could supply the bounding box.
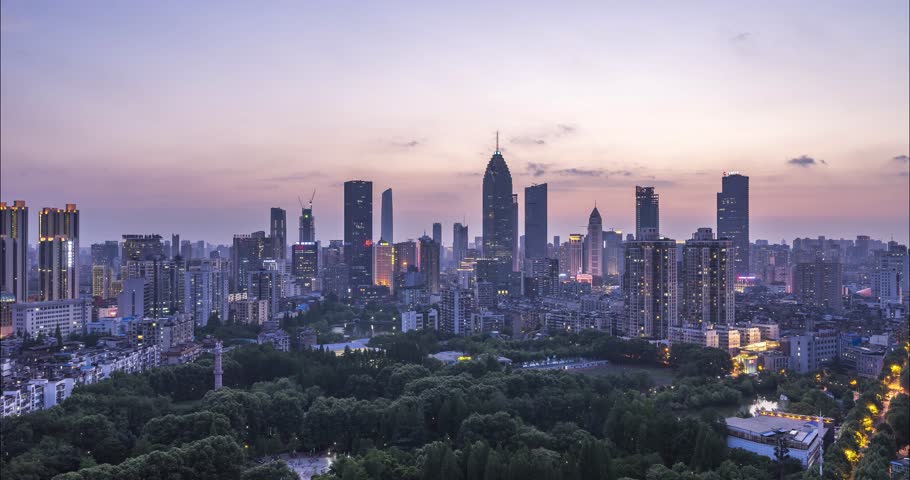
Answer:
[495,131,500,153]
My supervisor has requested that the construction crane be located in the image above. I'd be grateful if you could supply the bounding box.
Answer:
[297,189,317,209]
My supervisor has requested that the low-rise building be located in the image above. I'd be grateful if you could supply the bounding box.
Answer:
[13,299,92,339]
[257,330,290,352]
[725,412,830,468]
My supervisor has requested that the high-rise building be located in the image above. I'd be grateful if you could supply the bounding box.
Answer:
[270,207,287,260]
[432,222,442,247]
[481,139,515,288]
[373,240,394,292]
[439,287,473,335]
[635,186,659,239]
[0,200,28,301]
[511,194,519,272]
[248,270,279,319]
[231,232,270,293]
[453,223,469,265]
[38,205,79,301]
[681,228,734,327]
[344,180,373,289]
[91,241,120,269]
[793,259,843,313]
[184,259,229,326]
[623,228,677,339]
[717,172,750,276]
[122,234,164,263]
[126,257,182,318]
[180,240,193,260]
[524,183,548,261]
[381,188,393,243]
[603,230,623,276]
[171,234,180,258]
[872,243,907,308]
[566,234,584,278]
[586,206,603,277]
[299,199,316,243]
[91,265,113,299]
[419,236,440,294]
[292,242,320,292]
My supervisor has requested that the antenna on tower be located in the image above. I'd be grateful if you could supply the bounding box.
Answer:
[496,131,500,152]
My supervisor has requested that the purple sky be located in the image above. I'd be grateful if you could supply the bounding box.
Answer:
[2,1,908,246]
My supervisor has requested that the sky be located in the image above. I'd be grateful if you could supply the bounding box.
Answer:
[2,1,908,246]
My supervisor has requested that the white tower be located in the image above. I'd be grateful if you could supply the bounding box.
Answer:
[213,342,223,390]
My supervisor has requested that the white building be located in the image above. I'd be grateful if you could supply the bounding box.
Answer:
[725,412,828,468]
[184,259,229,326]
[13,299,92,339]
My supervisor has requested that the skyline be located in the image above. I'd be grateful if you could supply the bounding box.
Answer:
[2,1,909,245]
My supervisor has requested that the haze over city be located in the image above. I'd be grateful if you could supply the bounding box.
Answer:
[2,1,908,245]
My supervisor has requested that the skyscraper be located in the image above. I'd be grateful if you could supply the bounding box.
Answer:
[344,180,373,289]
[717,172,750,276]
[231,232,270,293]
[0,201,28,301]
[299,199,316,243]
[566,234,584,278]
[419,236,440,294]
[171,233,180,258]
[623,228,677,339]
[635,186,659,239]
[481,137,515,287]
[122,234,164,263]
[793,259,843,313]
[270,207,287,260]
[453,223,469,266]
[373,240,394,292]
[524,183,547,261]
[681,228,734,327]
[184,259,229,326]
[38,205,80,301]
[511,194,519,272]
[872,243,906,308]
[432,222,442,247]
[586,206,603,277]
[603,230,623,276]
[381,188,393,243]
[292,242,320,292]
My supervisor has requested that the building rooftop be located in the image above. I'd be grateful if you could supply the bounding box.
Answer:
[726,413,827,448]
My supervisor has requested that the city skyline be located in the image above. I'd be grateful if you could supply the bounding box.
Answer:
[1,2,908,245]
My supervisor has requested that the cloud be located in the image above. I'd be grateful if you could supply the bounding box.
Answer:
[730,32,752,43]
[511,137,547,146]
[526,162,550,177]
[787,155,826,167]
[556,168,604,177]
[391,140,420,148]
[893,155,909,163]
[261,171,327,182]
[509,123,579,147]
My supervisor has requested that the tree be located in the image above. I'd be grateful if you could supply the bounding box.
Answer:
[54,325,64,351]
[772,432,789,480]
[241,461,298,480]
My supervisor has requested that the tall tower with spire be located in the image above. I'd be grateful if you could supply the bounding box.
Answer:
[482,132,515,289]
[587,205,603,277]
[213,342,223,390]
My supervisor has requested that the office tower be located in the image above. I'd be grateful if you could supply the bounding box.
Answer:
[248,270,279,319]
[419,236,440,294]
[453,223,469,265]
[270,207,287,260]
[171,234,180,258]
[179,240,192,260]
[299,199,316,243]
[292,242,320,292]
[428,222,440,246]
[511,194,519,272]
[344,180,373,289]
[38,205,79,301]
[528,257,559,298]
[440,287,473,335]
[231,232,270,293]
[125,257,182,318]
[553,236,560,257]
[184,259,229,326]
[524,183,548,261]
[373,240,394,291]
[122,234,164,262]
[91,265,113,299]
[586,206,603,277]
[873,243,907,307]
[717,172,750,276]
[681,228,734,327]
[378,188,393,243]
[635,186,659,239]
[851,235,871,264]
[91,241,119,268]
[603,230,623,276]
[623,228,677,339]
[793,259,843,313]
[566,234,584,278]
[481,139,515,287]
[0,201,28,301]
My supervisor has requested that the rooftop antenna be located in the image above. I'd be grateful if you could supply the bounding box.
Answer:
[496,131,500,152]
